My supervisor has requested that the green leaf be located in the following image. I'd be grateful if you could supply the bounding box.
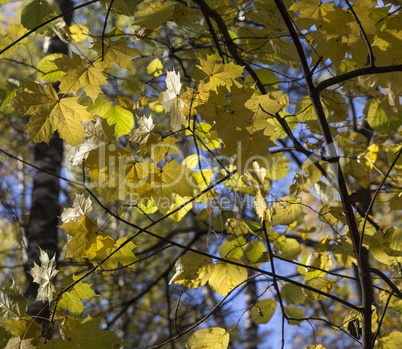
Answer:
[251,298,277,324]
[21,0,56,31]
[59,315,126,347]
[284,306,305,325]
[281,283,306,305]
[186,327,229,349]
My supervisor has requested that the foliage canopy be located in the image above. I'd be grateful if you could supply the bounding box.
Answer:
[0,0,401,348]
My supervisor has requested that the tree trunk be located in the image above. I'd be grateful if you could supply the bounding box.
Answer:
[24,0,72,328]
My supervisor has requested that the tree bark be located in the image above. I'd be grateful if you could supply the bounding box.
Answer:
[24,0,73,328]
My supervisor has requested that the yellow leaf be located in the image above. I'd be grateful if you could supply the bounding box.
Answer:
[53,52,108,101]
[209,260,248,296]
[303,277,333,300]
[272,195,303,226]
[11,81,91,145]
[92,40,140,72]
[197,53,244,93]
[186,328,229,349]
[69,24,89,42]
[134,0,174,30]
[345,160,371,188]
[219,236,246,259]
[169,252,214,288]
[147,58,164,77]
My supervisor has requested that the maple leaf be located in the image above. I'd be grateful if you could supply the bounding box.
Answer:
[70,117,114,166]
[60,215,101,260]
[60,193,93,223]
[11,81,92,145]
[58,315,126,347]
[58,276,98,316]
[53,52,108,101]
[0,282,27,322]
[150,159,194,208]
[197,53,244,93]
[28,248,59,302]
[92,40,140,71]
[130,115,155,145]
[290,0,334,31]
[161,69,186,131]
[93,237,138,272]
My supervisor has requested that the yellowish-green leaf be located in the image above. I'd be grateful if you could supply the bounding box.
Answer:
[209,260,248,296]
[376,331,402,349]
[272,196,303,226]
[303,252,332,280]
[21,0,56,31]
[134,0,174,30]
[197,53,244,93]
[333,239,357,268]
[303,277,333,300]
[11,81,92,145]
[242,241,267,266]
[147,58,164,77]
[251,298,277,325]
[102,105,134,137]
[37,54,65,83]
[284,306,305,325]
[186,327,229,349]
[169,252,214,289]
[219,236,246,259]
[281,283,306,305]
[345,160,371,189]
[92,40,140,72]
[58,276,98,316]
[54,52,107,101]
[1,316,41,338]
[0,282,27,322]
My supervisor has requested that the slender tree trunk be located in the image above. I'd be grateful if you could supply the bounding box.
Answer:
[24,0,72,328]
[244,271,258,349]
